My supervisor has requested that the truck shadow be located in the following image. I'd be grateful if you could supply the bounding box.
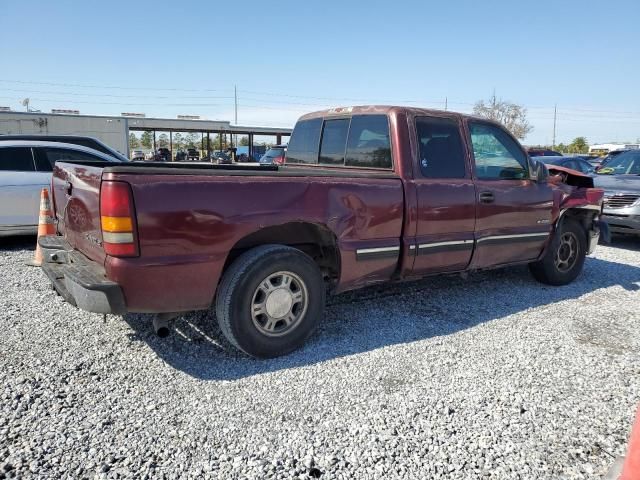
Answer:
[0,235,36,251]
[609,235,640,252]
[122,255,640,381]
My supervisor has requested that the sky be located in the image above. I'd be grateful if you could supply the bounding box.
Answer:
[1,0,639,145]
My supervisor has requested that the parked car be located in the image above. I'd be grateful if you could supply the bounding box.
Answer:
[0,140,123,236]
[259,145,287,165]
[593,150,640,236]
[543,156,595,175]
[596,149,629,171]
[131,150,145,161]
[174,150,187,162]
[153,148,171,162]
[213,151,232,164]
[39,106,604,358]
[527,148,563,157]
[0,134,129,162]
[187,148,200,161]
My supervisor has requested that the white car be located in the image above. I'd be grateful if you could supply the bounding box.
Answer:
[0,140,123,236]
[131,149,145,161]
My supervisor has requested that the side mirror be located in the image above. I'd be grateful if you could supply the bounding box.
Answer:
[531,159,549,182]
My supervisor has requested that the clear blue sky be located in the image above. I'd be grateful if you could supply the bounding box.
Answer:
[1,0,639,145]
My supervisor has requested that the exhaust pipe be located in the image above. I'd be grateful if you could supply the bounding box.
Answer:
[153,313,178,338]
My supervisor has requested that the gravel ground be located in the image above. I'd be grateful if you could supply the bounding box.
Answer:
[1,236,639,479]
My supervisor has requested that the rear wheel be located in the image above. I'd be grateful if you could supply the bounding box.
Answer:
[215,244,325,358]
[529,219,586,285]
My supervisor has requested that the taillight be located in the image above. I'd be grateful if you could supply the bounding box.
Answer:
[274,156,284,165]
[100,181,139,257]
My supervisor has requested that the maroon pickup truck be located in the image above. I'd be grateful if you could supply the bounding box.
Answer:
[40,106,605,358]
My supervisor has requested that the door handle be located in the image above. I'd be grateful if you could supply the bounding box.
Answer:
[64,181,73,196]
[479,191,495,203]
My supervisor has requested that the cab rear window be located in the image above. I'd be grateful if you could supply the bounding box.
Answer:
[287,114,392,169]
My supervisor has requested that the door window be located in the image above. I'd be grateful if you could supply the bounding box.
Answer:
[563,159,579,171]
[577,159,595,174]
[0,147,35,171]
[416,116,466,178]
[319,119,350,165]
[40,148,105,169]
[469,122,528,179]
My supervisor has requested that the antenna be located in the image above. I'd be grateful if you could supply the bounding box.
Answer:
[21,98,30,112]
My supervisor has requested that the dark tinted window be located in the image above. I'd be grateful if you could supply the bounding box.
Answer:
[416,116,466,178]
[345,115,392,169]
[469,122,528,179]
[576,159,594,173]
[33,149,53,171]
[0,147,35,171]
[319,119,350,165]
[563,159,579,171]
[42,148,105,165]
[287,118,322,164]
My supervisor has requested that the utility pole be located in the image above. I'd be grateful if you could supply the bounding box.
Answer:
[552,104,557,148]
[234,85,238,148]
[444,97,448,111]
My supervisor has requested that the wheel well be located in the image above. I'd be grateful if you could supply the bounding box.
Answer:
[223,222,341,286]
[561,208,597,241]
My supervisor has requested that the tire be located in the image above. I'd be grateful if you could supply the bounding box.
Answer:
[529,219,587,286]
[215,244,325,358]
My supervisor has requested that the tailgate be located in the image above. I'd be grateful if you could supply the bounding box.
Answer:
[52,162,106,265]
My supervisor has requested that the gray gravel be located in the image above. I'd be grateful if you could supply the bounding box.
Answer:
[1,235,639,479]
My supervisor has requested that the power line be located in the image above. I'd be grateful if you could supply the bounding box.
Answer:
[0,87,233,100]
[0,78,226,92]
[0,96,228,107]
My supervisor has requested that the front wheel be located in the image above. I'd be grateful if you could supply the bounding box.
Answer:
[529,219,586,286]
[215,245,325,358]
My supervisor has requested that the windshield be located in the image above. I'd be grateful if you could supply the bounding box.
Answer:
[597,150,640,175]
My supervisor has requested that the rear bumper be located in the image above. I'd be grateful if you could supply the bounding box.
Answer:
[39,236,126,315]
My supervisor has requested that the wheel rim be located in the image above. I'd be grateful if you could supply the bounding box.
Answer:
[250,271,308,337]
[554,231,579,273]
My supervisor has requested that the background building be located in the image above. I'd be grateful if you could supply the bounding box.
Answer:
[0,110,291,159]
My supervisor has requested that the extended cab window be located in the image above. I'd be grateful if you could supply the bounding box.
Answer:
[286,118,322,164]
[416,116,466,178]
[469,122,528,179]
[0,147,35,171]
[345,115,392,169]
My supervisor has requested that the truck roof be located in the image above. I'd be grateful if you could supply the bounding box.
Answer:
[297,105,481,122]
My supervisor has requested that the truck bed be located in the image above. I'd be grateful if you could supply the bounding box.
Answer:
[68,160,400,179]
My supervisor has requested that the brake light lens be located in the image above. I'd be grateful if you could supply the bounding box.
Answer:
[273,156,285,165]
[100,181,139,257]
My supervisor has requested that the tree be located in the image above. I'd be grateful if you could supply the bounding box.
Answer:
[158,133,169,148]
[556,142,567,153]
[472,95,533,140]
[568,137,588,154]
[239,136,249,146]
[173,133,184,150]
[140,131,153,149]
[185,132,199,148]
[129,133,139,149]
[212,134,229,150]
